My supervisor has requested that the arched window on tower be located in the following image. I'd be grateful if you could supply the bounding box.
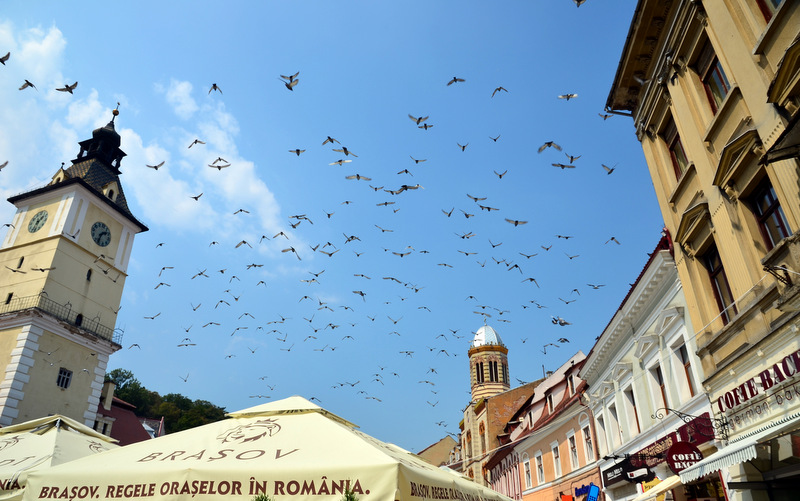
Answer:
[489,361,499,382]
[475,362,484,384]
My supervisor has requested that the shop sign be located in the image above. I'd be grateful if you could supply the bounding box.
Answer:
[665,442,703,474]
[602,457,654,487]
[715,347,800,431]
[586,484,600,501]
[574,483,595,497]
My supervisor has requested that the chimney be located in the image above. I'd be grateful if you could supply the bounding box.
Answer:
[101,380,116,410]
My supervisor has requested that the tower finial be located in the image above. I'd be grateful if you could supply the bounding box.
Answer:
[111,102,120,123]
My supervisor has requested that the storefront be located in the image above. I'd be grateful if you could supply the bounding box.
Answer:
[680,344,800,501]
[601,414,722,501]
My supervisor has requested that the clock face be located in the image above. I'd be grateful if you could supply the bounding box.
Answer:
[91,221,111,247]
[27,210,48,233]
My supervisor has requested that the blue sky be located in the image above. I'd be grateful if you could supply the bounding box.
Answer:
[0,1,664,453]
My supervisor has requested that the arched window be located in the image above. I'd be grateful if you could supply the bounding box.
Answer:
[86,269,92,281]
[107,189,115,200]
[75,314,83,327]
[479,422,486,454]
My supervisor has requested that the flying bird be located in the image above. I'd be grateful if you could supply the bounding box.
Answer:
[322,136,340,146]
[146,161,165,170]
[289,149,305,156]
[538,141,562,153]
[558,93,578,100]
[333,147,358,157]
[0,52,9,65]
[188,139,206,148]
[19,80,36,91]
[408,114,429,125]
[493,170,506,180]
[56,82,78,94]
[208,83,222,94]
[491,86,508,97]
[457,142,468,152]
[602,164,617,174]
[447,77,465,86]
[505,218,528,226]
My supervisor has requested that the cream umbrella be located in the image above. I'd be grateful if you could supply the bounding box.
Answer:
[0,415,118,501]
[24,396,510,501]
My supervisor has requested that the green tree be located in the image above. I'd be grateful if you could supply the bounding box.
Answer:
[106,370,226,434]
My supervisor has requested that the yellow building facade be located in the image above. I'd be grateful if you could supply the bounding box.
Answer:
[608,1,800,500]
[0,112,146,427]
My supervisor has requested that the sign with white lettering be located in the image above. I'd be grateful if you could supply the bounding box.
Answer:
[665,442,703,474]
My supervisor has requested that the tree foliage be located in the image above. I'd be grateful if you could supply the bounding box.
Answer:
[105,369,226,434]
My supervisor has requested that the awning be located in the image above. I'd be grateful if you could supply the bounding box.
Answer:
[630,475,682,501]
[680,412,800,483]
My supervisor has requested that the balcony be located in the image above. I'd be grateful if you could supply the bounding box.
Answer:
[0,294,121,344]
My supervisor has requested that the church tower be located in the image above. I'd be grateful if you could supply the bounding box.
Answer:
[0,109,147,427]
[468,323,510,401]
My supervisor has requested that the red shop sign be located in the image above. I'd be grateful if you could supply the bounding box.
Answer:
[666,442,703,474]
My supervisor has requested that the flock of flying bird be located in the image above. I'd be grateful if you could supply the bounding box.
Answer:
[2,13,638,443]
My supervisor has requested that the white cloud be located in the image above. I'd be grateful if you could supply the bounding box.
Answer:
[0,23,290,262]
[162,79,198,120]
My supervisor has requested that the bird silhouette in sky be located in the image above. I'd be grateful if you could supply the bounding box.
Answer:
[208,83,222,94]
[447,77,465,86]
[56,82,78,94]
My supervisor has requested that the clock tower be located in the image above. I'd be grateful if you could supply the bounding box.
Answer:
[0,109,147,427]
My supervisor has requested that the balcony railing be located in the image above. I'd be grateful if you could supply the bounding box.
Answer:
[0,294,121,344]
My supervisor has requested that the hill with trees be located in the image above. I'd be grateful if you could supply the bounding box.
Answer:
[106,369,226,433]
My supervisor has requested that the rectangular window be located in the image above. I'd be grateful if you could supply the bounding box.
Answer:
[696,39,731,113]
[568,435,578,470]
[677,344,696,397]
[583,426,594,461]
[535,453,544,484]
[567,374,575,396]
[751,181,792,251]
[596,416,607,456]
[552,444,562,478]
[56,368,73,389]
[663,116,689,179]
[523,459,532,488]
[608,404,622,446]
[624,387,641,434]
[651,365,668,411]
[546,393,554,413]
[4,293,12,305]
[704,245,737,324]
[756,0,783,21]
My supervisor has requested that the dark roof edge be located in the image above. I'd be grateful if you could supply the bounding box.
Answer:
[606,0,646,113]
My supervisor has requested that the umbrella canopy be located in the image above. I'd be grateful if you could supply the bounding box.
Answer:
[0,415,118,501]
[24,396,509,501]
